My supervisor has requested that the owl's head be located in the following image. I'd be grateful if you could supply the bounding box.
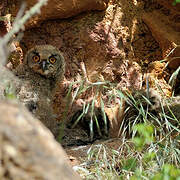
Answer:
[25,45,65,79]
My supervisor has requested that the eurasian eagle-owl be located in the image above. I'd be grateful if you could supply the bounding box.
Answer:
[13,45,65,137]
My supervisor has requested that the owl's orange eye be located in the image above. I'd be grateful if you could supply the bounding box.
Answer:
[32,55,40,63]
[49,57,56,64]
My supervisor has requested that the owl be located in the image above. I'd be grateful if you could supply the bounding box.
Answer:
[25,45,65,81]
[13,45,65,138]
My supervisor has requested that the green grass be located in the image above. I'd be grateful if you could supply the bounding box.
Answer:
[68,79,180,179]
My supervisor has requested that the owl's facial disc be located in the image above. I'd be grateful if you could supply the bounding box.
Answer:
[28,47,61,78]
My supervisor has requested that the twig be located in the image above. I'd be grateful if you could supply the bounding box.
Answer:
[3,0,48,45]
[80,61,92,85]
[0,0,48,65]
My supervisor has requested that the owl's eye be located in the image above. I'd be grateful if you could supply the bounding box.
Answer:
[49,56,56,64]
[32,55,40,63]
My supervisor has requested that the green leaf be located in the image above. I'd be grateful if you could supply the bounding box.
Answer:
[173,0,180,5]
[143,152,156,162]
[152,164,180,180]
[122,158,137,172]
[133,137,145,150]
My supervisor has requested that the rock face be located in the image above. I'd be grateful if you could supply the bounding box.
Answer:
[1,0,179,141]
[0,100,80,180]
[142,0,180,70]
[7,0,109,27]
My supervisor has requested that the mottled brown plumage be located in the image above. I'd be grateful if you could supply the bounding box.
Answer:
[13,45,65,137]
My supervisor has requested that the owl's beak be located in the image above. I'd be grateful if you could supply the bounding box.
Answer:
[41,60,47,72]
